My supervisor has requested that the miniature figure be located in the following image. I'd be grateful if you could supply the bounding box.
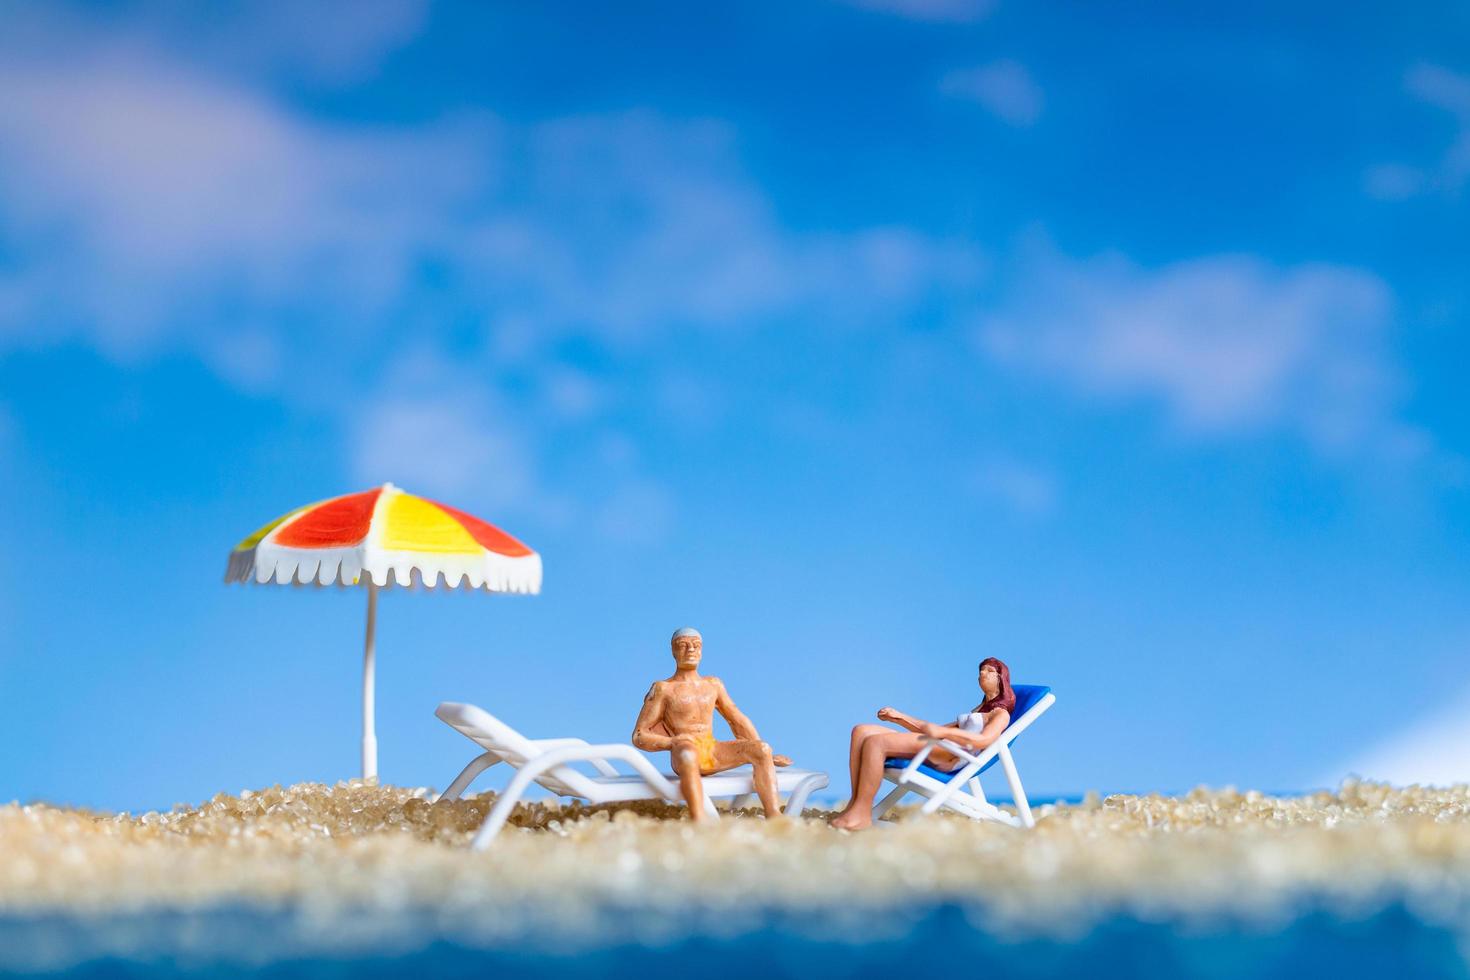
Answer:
[632,628,792,821]
[829,656,1017,830]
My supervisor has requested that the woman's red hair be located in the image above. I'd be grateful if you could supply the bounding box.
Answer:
[977,657,1016,716]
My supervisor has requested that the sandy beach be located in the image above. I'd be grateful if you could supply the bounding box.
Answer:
[4,780,1470,971]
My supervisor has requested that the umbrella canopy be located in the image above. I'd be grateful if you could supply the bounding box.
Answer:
[225,482,540,780]
[225,482,541,592]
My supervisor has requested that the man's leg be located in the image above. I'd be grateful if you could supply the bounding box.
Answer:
[671,736,708,821]
[708,740,785,819]
[747,741,782,817]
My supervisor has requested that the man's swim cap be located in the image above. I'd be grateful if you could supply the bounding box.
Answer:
[671,627,702,642]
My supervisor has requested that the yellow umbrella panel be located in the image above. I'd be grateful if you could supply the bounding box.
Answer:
[225,482,541,779]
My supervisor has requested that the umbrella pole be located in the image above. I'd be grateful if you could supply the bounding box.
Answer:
[362,582,378,783]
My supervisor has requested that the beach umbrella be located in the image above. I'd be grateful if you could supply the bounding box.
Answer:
[224,482,541,781]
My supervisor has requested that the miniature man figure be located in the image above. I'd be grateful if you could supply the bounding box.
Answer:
[632,627,791,821]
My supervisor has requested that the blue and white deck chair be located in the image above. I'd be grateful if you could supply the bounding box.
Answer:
[874,685,1055,828]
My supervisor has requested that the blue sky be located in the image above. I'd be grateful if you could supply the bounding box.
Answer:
[1,0,1468,811]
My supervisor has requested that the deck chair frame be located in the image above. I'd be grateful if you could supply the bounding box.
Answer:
[873,690,1055,828]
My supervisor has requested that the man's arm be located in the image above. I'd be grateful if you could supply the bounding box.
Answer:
[713,679,761,741]
[632,683,674,751]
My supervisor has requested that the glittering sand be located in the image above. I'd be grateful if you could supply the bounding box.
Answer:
[4,781,1470,972]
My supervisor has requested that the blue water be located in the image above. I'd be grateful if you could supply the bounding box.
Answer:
[3,903,1465,979]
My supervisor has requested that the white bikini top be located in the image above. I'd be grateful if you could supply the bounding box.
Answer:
[953,711,988,733]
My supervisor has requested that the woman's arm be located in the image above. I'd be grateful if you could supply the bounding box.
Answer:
[876,706,927,733]
[917,710,1010,753]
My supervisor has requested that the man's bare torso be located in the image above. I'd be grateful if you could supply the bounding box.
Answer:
[649,676,721,737]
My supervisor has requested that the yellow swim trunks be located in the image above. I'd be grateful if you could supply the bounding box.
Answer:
[692,733,719,774]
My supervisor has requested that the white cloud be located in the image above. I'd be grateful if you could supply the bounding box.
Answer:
[499,112,983,339]
[0,54,489,357]
[836,0,996,22]
[0,14,981,544]
[978,243,1409,457]
[1333,682,1470,788]
[941,60,1044,126]
[1407,64,1470,190]
[971,457,1056,517]
[1363,163,1428,202]
[1365,63,1470,200]
[7,1,427,88]
[540,367,604,422]
[347,352,678,543]
[0,54,980,365]
[353,391,536,511]
[200,328,285,394]
[207,0,429,85]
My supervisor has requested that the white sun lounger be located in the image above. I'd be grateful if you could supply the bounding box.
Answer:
[435,701,830,849]
[874,684,1055,829]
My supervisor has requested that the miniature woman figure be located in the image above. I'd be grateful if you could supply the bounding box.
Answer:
[828,656,1016,830]
[632,628,793,821]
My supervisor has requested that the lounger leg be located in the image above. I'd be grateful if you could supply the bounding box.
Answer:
[464,743,687,849]
[437,751,500,802]
[472,764,546,849]
[873,784,907,819]
[730,793,756,811]
[998,746,1034,828]
[784,774,827,817]
[969,777,987,803]
[921,761,990,816]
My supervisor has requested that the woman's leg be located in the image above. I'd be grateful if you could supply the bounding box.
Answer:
[831,732,927,830]
[848,724,889,792]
